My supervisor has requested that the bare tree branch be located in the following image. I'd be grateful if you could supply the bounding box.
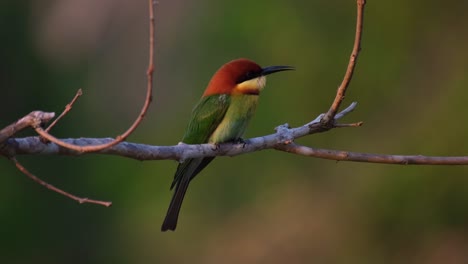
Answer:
[10,157,112,207]
[5,112,468,166]
[0,111,55,144]
[321,0,366,125]
[1,103,358,160]
[3,101,468,166]
[275,144,468,165]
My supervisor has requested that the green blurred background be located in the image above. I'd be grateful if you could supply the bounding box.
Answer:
[2,0,468,263]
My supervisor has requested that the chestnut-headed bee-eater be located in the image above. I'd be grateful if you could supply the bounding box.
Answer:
[162,58,294,231]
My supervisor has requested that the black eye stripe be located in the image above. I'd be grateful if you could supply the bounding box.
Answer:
[236,70,262,84]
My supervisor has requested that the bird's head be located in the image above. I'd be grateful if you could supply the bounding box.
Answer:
[203,58,294,96]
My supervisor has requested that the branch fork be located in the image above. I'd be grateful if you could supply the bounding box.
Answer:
[275,124,294,145]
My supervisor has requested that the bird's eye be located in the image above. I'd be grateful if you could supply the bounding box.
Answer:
[245,71,254,79]
[237,71,257,83]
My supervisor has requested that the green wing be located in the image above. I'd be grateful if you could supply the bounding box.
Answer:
[171,94,231,188]
[181,94,231,144]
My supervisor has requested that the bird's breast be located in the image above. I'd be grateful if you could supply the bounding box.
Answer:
[209,94,259,143]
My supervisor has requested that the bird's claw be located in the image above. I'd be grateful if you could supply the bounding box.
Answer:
[235,138,248,148]
[211,143,220,151]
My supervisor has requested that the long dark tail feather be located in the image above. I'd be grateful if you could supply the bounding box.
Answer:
[162,157,215,231]
[161,175,190,231]
[170,157,215,190]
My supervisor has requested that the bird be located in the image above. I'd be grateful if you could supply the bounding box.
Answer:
[161,58,294,231]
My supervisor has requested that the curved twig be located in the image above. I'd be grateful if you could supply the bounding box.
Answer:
[34,0,156,153]
[321,0,366,125]
[11,157,112,207]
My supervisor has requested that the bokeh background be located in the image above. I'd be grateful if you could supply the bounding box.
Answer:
[2,0,468,263]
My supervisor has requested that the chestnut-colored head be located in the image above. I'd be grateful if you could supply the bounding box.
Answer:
[203,58,294,96]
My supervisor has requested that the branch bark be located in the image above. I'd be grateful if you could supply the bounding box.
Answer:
[0,111,55,144]
[275,144,468,165]
[4,121,468,165]
[1,103,359,161]
[2,101,468,166]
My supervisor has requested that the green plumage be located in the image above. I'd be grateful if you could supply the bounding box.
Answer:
[162,93,259,231]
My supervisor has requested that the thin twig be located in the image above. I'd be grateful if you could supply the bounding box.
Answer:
[275,143,468,165]
[31,0,156,153]
[334,101,358,120]
[45,88,83,133]
[10,157,112,207]
[321,0,366,125]
[334,122,363,128]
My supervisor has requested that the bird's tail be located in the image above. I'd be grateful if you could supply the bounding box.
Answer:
[161,175,190,231]
[161,157,215,231]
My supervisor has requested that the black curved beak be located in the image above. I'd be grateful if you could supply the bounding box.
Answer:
[261,65,295,76]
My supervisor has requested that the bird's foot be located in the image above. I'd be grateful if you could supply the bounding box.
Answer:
[211,143,220,151]
[234,138,248,148]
